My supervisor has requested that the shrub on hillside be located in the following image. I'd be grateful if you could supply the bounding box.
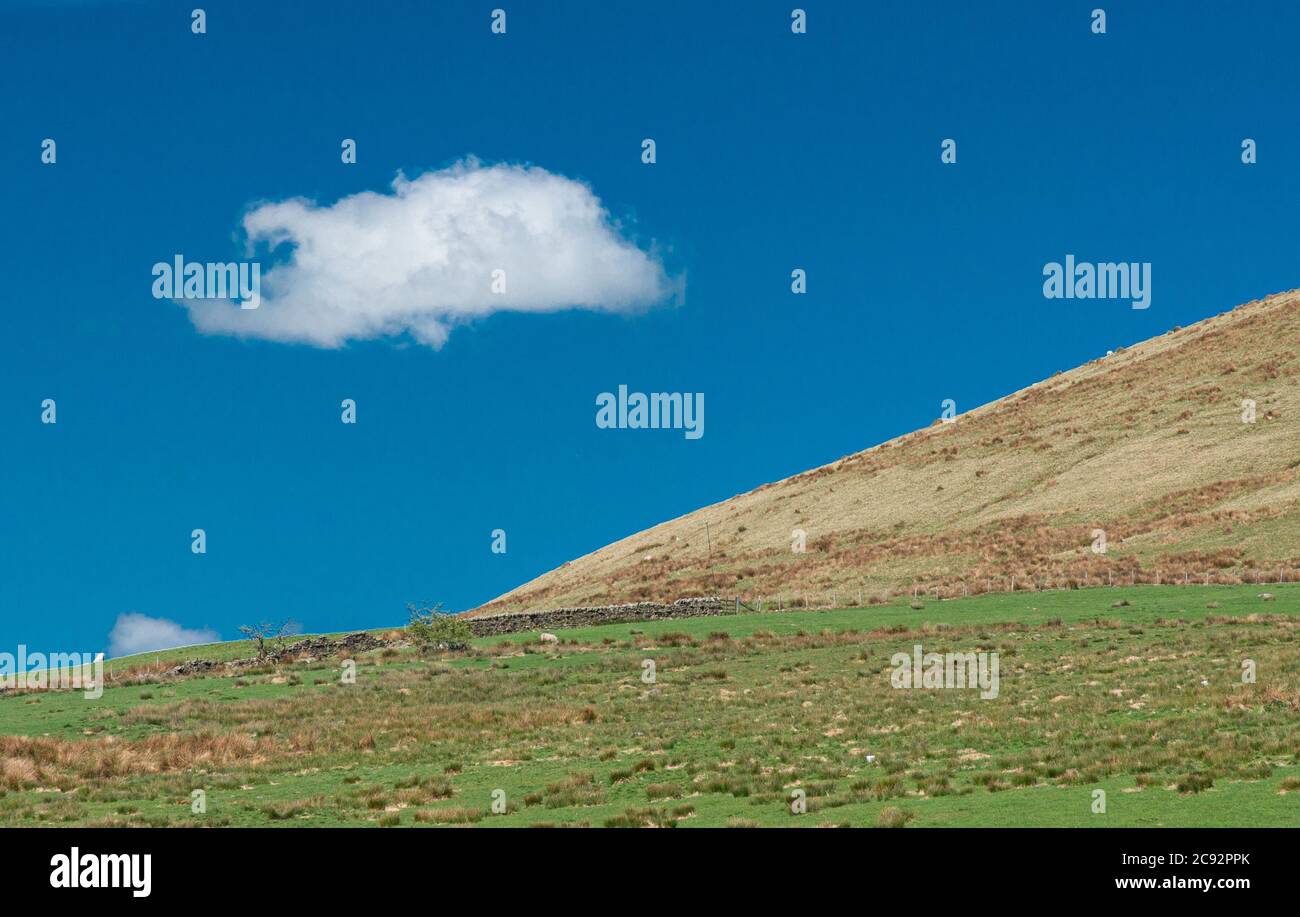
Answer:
[1176,773,1214,794]
[877,806,914,828]
[405,602,472,651]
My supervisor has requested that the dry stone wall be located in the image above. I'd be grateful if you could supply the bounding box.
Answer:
[467,597,729,637]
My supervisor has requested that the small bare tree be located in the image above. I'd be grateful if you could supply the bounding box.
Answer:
[238,620,300,659]
[274,619,302,652]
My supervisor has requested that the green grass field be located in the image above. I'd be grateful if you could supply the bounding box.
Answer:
[2,584,1299,827]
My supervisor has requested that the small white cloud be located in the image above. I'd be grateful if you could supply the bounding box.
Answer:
[108,612,220,657]
[179,158,676,348]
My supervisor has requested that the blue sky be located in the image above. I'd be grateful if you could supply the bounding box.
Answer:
[3,0,1298,655]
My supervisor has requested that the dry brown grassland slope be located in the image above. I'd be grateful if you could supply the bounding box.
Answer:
[474,290,1300,615]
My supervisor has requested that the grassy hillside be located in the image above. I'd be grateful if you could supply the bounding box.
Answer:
[476,289,1300,615]
[2,585,1298,827]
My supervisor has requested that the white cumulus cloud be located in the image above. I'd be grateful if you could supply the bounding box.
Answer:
[179,158,676,348]
[107,612,220,657]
